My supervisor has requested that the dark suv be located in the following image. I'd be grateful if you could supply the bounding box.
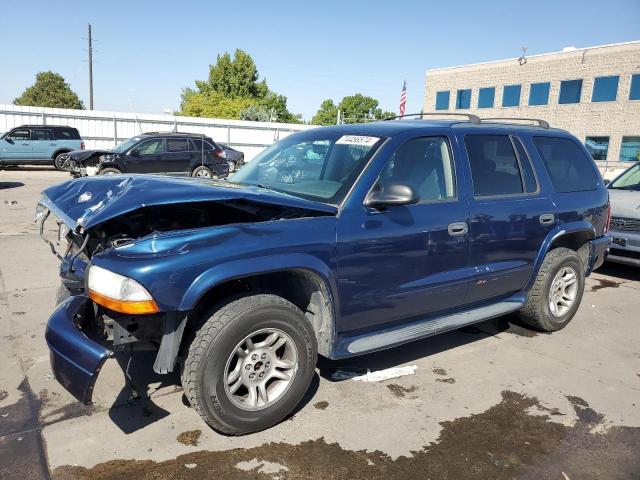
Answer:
[38,114,610,435]
[67,132,229,178]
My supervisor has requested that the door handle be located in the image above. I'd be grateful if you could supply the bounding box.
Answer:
[448,222,468,237]
[539,213,555,225]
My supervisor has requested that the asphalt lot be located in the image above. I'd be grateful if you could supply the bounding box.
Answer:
[1,166,639,480]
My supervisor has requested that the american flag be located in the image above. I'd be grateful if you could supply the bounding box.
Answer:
[399,80,407,117]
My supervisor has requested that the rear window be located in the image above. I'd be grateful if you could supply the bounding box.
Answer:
[532,137,598,192]
[166,138,190,152]
[53,128,80,140]
[190,138,217,151]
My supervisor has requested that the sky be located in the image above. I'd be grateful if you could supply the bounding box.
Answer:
[1,0,639,121]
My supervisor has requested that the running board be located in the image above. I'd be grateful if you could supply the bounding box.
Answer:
[332,295,525,359]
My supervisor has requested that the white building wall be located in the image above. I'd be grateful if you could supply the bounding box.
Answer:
[0,104,313,161]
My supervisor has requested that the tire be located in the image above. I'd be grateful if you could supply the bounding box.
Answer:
[54,152,70,171]
[192,166,215,179]
[182,294,317,435]
[99,167,122,175]
[518,247,585,332]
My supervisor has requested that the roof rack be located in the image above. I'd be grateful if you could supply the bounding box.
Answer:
[383,112,481,125]
[480,117,550,129]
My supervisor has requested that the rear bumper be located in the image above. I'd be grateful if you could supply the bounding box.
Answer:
[45,295,111,404]
[589,234,611,273]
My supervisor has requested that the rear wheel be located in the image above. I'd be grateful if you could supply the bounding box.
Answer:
[54,152,70,171]
[182,294,317,435]
[192,165,215,179]
[518,247,585,331]
[99,167,122,175]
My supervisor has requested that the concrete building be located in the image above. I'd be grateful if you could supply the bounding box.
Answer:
[423,41,640,173]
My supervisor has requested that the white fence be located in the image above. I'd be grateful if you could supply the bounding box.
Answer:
[0,104,312,161]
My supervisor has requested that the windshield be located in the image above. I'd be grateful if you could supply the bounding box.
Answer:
[112,137,143,153]
[229,130,383,205]
[609,163,640,191]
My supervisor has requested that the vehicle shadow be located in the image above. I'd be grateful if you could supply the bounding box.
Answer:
[595,263,640,282]
[0,165,57,172]
[318,314,535,380]
[0,181,25,190]
[107,350,178,434]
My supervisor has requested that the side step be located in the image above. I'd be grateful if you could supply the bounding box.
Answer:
[332,295,525,359]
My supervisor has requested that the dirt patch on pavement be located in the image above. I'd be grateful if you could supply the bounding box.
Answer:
[591,278,622,292]
[52,390,640,479]
[432,367,447,376]
[386,384,417,398]
[435,378,456,384]
[313,401,329,410]
[177,430,201,447]
[0,390,7,401]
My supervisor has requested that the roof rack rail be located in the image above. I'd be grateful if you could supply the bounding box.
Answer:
[383,112,481,125]
[480,117,550,129]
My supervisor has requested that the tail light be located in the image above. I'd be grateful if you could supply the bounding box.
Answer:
[604,203,611,234]
[80,141,85,150]
[213,148,226,159]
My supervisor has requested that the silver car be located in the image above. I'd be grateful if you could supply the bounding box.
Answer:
[607,162,640,266]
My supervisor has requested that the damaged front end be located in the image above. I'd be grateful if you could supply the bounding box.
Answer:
[38,175,335,404]
[66,150,115,177]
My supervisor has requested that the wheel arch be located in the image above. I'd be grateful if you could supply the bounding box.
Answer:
[51,148,72,159]
[526,221,596,290]
[180,255,339,357]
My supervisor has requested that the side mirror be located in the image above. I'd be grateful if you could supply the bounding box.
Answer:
[603,179,611,186]
[130,148,139,156]
[364,181,419,208]
[4,137,14,144]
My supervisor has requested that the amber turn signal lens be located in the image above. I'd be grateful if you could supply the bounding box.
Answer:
[89,289,159,314]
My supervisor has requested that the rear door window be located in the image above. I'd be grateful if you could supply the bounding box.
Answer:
[32,129,54,140]
[54,128,79,140]
[465,135,523,196]
[166,138,190,152]
[532,137,598,192]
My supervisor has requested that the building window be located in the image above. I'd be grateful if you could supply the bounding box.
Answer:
[477,87,495,108]
[456,89,471,109]
[559,79,582,104]
[584,136,609,161]
[620,137,640,162]
[528,82,550,106]
[502,85,521,107]
[435,91,450,110]
[630,74,640,100]
[592,76,619,102]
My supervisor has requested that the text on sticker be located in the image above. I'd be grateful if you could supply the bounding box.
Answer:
[335,135,380,147]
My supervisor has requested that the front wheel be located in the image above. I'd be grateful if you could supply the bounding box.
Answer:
[182,294,317,435]
[518,247,585,331]
[99,167,122,175]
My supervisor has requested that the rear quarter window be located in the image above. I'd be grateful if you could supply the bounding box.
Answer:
[533,137,598,192]
[54,128,80,140]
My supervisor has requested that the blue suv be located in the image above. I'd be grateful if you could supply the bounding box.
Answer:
[1,125,84,170]
[37,114,610,434]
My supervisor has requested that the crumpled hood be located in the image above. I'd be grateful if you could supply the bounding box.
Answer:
[39,175,337,231]
[67,149,114,163]
[608,188,640,219]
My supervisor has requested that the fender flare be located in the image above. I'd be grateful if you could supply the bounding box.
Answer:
[51,148,72,159]
[178,253,339,314]
[525,221,596,290]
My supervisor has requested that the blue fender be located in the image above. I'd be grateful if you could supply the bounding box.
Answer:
[178,253,339,314]
[525,221,596,290]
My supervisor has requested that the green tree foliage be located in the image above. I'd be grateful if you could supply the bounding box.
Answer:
[311,94,393,125]
[14,71,84,109]
[311,99,338,126]
[180,49,300,123]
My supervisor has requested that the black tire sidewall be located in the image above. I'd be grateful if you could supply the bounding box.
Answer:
[54,153,69,171]
[539,252,584,329]
[198,303,316,433]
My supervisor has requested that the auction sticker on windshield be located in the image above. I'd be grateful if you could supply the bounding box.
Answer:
[336,135,380,147]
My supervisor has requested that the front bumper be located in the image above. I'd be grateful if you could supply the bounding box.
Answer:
[45,295,111,404]
[607,229,640,267]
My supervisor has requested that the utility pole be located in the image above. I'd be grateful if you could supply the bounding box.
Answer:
[88,23,94,110]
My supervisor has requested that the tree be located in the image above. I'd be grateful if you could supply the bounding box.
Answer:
[311,99,338,126]
[180,49,300,123]
[311,94,393,125]
[338,94,393,123]
[14,71,84,109]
